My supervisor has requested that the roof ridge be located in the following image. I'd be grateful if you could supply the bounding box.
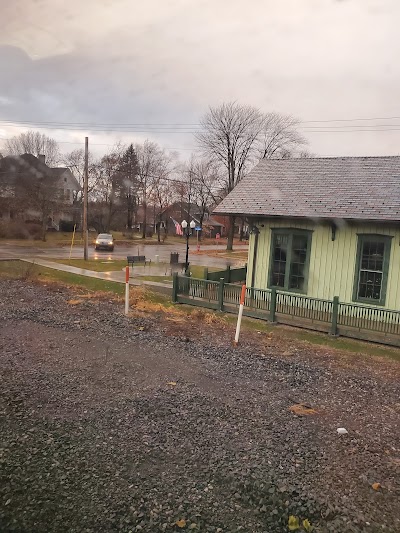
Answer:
[259,155,400,161]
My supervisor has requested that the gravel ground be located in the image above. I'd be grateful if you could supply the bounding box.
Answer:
[0,279,399,533]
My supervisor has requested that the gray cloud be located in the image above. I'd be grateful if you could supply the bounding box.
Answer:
[1,0,399,157]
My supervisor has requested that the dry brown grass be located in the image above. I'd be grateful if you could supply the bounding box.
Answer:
[67,299,84,305]
[190,308,226,326]
[289,404,319,416]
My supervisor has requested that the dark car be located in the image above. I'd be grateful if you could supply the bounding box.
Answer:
[95,233,114,251]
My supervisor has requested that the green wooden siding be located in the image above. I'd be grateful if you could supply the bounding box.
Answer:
[246,220,400,310]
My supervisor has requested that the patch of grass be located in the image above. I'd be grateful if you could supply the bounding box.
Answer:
[0,260,125,295]
[224,314,274,333]
[51,259,127,272]
[138,264,219,282]
[140,275,173,282]
[50,261,215,279]
[0,231,98,248]
[218,310,400,362]
[285,328,400,362]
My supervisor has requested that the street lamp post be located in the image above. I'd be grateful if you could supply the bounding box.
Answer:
[181,219,196,275]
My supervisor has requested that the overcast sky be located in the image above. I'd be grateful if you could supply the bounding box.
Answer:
[1,0,399,158]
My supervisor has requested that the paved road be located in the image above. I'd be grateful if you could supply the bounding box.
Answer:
[0,242,248,269]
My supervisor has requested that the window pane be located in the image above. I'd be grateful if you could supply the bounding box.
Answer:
[271,234,288,287]
[358,271,382,300]
[289,235,308,290]
[357,239,385,300]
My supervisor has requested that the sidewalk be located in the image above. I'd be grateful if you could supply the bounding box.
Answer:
[21,259,172,295]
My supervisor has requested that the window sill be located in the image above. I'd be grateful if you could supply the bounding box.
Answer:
[269,285,308,296]
[353,297,386,307]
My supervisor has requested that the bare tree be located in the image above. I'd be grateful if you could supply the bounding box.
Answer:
[91,149,123,232]
[6,131,60,166]
[191,158,221,232]
[195,102,263,249]
[258,113,307,159]
[298,149,315,158]
[62,148,100,200]
[151,175,175,242]
[135,140,169,239]
[196,102,307,249]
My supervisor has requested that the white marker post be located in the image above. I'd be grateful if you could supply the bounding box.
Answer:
[124,266,130,315]
[234,284,246,345]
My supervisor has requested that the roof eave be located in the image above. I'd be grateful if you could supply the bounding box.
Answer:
[212,211,400,224]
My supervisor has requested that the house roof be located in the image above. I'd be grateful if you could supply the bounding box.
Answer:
[52,168,68,177]
[0,153,52,181]
[0,154,80,190]
[213,156,400,222]
[161,201,224,227]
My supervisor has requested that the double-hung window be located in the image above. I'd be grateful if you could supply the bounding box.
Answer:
[269,229,312,293]
[353,235,392,305]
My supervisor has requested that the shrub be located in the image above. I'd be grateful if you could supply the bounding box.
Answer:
[25,223,42,240]
[59,220,76,232]
[0,221,42,239]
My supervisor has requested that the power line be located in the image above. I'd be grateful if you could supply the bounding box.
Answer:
[300,128,400,133]
[2,114,400,129]
[301,123,400,130]
[0,119,202,127]
[0,136,197,151]
[2,119,400,134]
[301,115,400,124]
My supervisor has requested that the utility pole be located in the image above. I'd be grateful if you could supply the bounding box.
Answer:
[83,136,89,260]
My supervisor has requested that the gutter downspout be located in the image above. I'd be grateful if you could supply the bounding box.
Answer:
[251,230,259,289]
[248,221,260,308]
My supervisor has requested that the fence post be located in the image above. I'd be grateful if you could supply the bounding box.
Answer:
[331,296,339,335]
[204,267,208,280]
[226,265,231,283]
[172,272,178,303]
[218,278,225,311]
[270,288,277,323]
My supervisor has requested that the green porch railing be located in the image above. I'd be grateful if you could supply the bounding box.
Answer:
[172,274,400,347]
[338,302,400,335]
[223,284,272,319]
[205,265,247,283]
[276,292,334,322]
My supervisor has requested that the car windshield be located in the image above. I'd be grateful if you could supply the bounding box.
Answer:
[98,234,112,239]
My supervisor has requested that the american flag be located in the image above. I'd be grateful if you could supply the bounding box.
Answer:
[171,217,183,236]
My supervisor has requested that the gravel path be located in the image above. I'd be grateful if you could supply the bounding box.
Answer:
[0,280,399,533]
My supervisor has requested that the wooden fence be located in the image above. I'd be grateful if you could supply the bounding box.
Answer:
[172,274,400,347]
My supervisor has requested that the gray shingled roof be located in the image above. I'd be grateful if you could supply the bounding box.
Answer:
[213,156,400,221]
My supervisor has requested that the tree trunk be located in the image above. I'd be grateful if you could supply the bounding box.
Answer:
[141,202,147,239]
[157,221,161,243]
[127,202,132,230]
[41,216,47,242]
[227,215,235,251]
[239,219,244,241]
[106,201,113,232]
[199,213,204,242]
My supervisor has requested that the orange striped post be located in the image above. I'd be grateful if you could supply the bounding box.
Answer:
[124,266,130,315]
[234,284,246,345]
